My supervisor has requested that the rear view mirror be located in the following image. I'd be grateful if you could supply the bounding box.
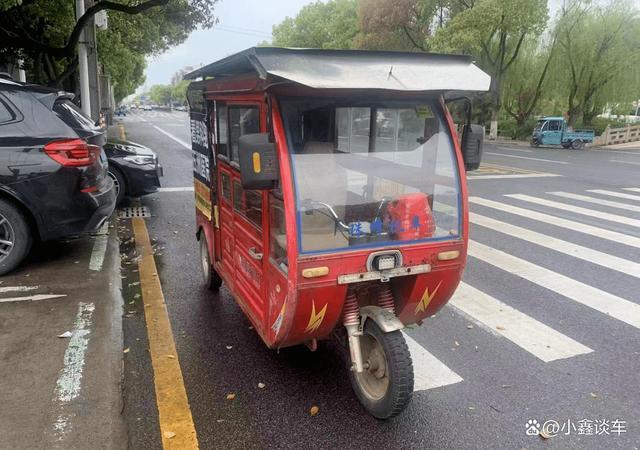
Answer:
[238,133,279,189]
[461,124,484,171]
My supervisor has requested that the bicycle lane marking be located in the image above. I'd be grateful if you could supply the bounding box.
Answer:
[132,216,199,449]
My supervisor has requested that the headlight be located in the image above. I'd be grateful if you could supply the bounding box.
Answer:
[123,155,155,165]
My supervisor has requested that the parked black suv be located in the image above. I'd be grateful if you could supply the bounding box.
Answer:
[0,78,116,274]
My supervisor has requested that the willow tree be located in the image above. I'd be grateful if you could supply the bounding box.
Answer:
[553,0,640,126]
[432,0,548,139]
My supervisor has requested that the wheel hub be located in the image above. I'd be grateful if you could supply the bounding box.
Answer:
[0,215,15,261]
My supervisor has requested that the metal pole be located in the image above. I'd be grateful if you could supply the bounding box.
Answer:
[75,0,91,116]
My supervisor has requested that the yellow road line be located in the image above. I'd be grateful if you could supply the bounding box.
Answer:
[118,122,127,140]
[132,217,199,449]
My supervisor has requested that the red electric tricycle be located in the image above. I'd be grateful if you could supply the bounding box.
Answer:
[186,47,489,419]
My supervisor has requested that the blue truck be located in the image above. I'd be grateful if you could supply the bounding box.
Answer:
[531,116,595,149]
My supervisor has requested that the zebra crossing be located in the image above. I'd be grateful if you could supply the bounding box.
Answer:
[407,186,640,392]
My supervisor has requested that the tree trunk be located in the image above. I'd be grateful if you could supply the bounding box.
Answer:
[489,109,499,140]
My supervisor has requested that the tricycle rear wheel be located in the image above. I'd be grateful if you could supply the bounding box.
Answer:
[571,139,584,150]
[348,321,414,419]
[199,233,222,291]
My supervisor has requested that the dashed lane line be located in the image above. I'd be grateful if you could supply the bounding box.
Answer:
[152,125,192,151]
[131,216,199,449]
[484,152,569,164]
[0,294,66,303]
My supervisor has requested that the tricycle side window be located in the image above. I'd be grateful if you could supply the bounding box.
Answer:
[269,192,288,272]
[282,99,462,254]
[548,120,561,131]
[232,180,263,229]
[215,102,229,159]
[228,106,260,162]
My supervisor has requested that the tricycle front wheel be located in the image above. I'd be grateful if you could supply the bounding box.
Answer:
[199,234,222,291]
[349,321,414,419]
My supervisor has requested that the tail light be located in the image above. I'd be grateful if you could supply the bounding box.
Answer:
[44,139,100,167]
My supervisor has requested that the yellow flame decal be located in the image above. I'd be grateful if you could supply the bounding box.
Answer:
[415,281,443,314]
[305,300,328,334]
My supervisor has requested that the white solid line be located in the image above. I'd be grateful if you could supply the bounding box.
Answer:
[507,194,640,228]
[470,212,640,278]
[0,285,39,293]
[468,173,561,180]
[469,197,640,249]
[52,302,95,440]
[623,188,640,193]
[450,283,592,362]
[549,192,640,213]
[0,294,67,303]
[496,146,533,153]
[152,125,192,151]
[610,159,640,166]
[468,241,640,329]
[587,189,640,202]
[402,332,463,391]
[157,187,195,192]
[89,222,109,271]
[485,152,569,164]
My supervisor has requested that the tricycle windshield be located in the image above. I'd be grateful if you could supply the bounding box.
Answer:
[281,98,461,254]
[534,120,545,131]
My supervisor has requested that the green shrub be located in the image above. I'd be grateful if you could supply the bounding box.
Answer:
[499,118,537,140]
[577,117,629,135]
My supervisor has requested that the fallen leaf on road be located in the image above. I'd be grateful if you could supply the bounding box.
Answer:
[502,385,512,389]
[258,382,265,389]
[57,331,72,338]
[248,326,254,330]
[129,282,140,287]
[454,340,460,347]
[166,355,175,359]
[123,348,130,353]
[468,406,475,410]
[466,324,473,329]
[134,294,141,299]
[163,431,176,439]
[226,345,233,350]
[310,406,319,416]
[496,325,506,331]
[226,393,236,400]
[590,392,598,398]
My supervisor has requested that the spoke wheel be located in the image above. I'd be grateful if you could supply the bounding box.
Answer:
[0,216,15,261]
[108,168,125,205]
[348,321,413,419]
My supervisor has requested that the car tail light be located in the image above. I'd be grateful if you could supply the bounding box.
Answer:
[44,139,100,167]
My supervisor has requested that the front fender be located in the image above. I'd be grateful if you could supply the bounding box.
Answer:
[360,305,404,333]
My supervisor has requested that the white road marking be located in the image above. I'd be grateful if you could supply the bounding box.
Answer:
[152,125,192,151]
[51,302,95,440]
[450,283,592,362]
[549,191,640,213]
[468,173,560,180]
[495,146,533,153]
[624,188,640,193]
[609,159,640,166]
[468,240,640,329]
[469,197,640,249]
[0,285,39,293]
[402,332,463,391]
[507,194,640,228]
[587,189,640,202]
[485,152,569,164]
[470,212,640,278]
[157,187,195,192]
[89,222,109,271]
[0,294,66,303]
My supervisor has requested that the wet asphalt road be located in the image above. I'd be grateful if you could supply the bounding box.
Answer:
[117,110,640,449]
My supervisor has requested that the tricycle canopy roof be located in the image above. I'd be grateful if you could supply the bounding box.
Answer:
[184,47,491,94]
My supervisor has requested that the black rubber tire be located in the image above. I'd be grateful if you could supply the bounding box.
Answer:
[348,320,414,419]
[571,139,584,150]
[0,199,33,276]
[530,140,539,148]
[562,143,571,149]
[108,166,126,205]
[199,232,222,291]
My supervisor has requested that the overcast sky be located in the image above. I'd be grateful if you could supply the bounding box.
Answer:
[143,0,569,88]
[143,0,314,87]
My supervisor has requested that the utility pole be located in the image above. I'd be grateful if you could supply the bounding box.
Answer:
[75,0,91,116]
